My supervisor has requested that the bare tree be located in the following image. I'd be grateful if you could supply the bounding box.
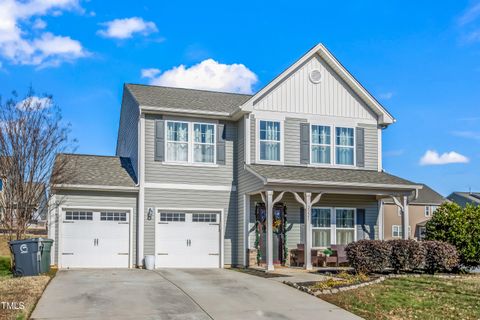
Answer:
[0,88,75,240]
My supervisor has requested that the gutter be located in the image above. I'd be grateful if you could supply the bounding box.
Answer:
[53,184,139,193]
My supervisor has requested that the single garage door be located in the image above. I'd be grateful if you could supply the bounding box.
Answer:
[61,210,130,268]
[156,212,220,268]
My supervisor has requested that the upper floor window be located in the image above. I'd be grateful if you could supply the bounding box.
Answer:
[166,121,216,164]
[335,127,354,165]
[424,206,431,217]
[193,124,215,163]
[167,121,188,162]
[311,125,331,164]
[259,120,281,162]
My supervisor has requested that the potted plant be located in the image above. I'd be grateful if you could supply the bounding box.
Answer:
[323,248,333,257]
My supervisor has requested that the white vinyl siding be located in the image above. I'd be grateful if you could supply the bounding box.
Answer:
[259,120,281,162]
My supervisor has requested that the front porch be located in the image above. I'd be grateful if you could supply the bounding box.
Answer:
[243,164,423,272]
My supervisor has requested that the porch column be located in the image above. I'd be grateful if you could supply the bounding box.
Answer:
[266,190,274,271]
[304,192,313,270]
[402,195,409,240]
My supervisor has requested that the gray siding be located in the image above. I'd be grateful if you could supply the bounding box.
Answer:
[144,188,236,265]
[285,118,306,165]
[144,115,236,186]
[52,190,138,266]
[359,123,378,171]
[248,193,379,251]
[116,89,139,178]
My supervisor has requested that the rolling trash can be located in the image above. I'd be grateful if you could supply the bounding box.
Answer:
[9,238,42,276]
[39,238,54,273]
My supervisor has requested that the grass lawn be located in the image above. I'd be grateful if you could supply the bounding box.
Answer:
[321,275,480,320]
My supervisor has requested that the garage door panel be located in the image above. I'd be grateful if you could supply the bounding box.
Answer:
[61,210,130,268]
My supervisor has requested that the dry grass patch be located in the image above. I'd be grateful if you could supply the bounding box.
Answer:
[0,275,51,320]
[322,275,480,320]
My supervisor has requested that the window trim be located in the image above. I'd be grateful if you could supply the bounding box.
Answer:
[311,206,357,248]
[424,206,431,217]
[392,224,411,238]
[256,119,284,164]
[164,120,217,165]
[309,125,333,165]
[308,124,356,168]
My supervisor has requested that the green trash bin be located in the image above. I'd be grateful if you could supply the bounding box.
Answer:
[39,238,54,273]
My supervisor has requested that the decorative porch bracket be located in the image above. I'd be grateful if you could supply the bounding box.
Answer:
[292,192,323,270]
[390,195,409,240]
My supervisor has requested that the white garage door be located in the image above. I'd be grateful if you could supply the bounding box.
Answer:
[61,210,130,268]
[156,212,220,268]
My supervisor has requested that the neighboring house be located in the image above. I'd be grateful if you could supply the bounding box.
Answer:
[382,184,445,241]
[447,192,480,207]
[49,43,422,271]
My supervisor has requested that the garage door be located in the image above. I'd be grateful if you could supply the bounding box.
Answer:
[61,210,130,268]
[156,212,220,268]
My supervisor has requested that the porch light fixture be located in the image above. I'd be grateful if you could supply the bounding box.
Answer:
[147,208,154,221]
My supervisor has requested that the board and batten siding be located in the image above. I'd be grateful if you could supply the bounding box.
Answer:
[144,115,236,186]
[252,54,377,121]
[144,188,237,265]
[248,193,379,252]
[52,190,138,266]
[359,123,378,171]
[116,89,140,178]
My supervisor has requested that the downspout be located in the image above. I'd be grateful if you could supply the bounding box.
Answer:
[137,113,145,267]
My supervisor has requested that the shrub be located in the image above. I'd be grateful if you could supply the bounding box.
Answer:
[425,203,480,268]
[422,241,459,274]
[345,240,391,274]
[388,239,425,272]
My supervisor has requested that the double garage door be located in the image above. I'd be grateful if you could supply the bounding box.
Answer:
[61,210,130,268]
[60,209,220,268]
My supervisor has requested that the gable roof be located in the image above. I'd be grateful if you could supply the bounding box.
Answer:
[53,154,138,191]
[125,83,252,116]
[241,43,395,125]
[447,192,480,207]
[383,184,445,205]
[246,164,420,190]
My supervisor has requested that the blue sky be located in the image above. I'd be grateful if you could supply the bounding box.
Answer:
[1,0,480,195]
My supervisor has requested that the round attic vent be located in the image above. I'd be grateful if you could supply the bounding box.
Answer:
[309,69,322,84]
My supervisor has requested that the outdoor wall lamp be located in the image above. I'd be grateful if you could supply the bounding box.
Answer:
[147,208,154,221]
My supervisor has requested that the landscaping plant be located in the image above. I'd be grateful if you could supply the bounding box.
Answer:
[389,239,425,273]
[422,240,459,274]
[345,240,391,274]
[425,202,480,268]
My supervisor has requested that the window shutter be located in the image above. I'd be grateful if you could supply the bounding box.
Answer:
[357,208,366,240]
[154,119,165,162]
[300,123,310,164]
[217,122,226,165]
[356,127,365,168]
[299,207,305,224]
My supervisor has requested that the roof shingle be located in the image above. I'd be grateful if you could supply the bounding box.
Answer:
[126,83,252,114]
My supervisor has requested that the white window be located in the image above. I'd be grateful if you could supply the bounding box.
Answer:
[160,213,185,222]
[311,125,331,164]
[312,208,332,247]
[392,225,411,238]
[419,226,427,240]
[311,207,356,247]
[259,120,281,162]
[166,121,189,162]
[166,121,216,164]
[192,213,217,223]
[193,123,215,163]
[100,212,127,222]
[65,211,93,221]
[335,127,355,165]
[424,206,431,217]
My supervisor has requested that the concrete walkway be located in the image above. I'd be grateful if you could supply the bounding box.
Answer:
[32,268,361,320]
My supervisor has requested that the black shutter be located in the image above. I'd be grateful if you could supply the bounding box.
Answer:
[216,122,226,165]
[154,119,164,162]
[300,123,310,164]
[356,127,365,168]
[300,207,305,224]
[357,208,366,240]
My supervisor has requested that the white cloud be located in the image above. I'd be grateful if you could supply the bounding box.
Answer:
[419,150,469,165]
[143,59,258,94]
[452,130,480,141]
[458,2,480,26]
[16,96,52,111]
[0,0,87,67]
[97,17,158,39]
[141,68,161,79]
[378,92,394,100]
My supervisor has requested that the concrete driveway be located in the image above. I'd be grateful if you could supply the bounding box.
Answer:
[32,269,360,320]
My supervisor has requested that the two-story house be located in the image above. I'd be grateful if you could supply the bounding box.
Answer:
[49,44,422,271]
